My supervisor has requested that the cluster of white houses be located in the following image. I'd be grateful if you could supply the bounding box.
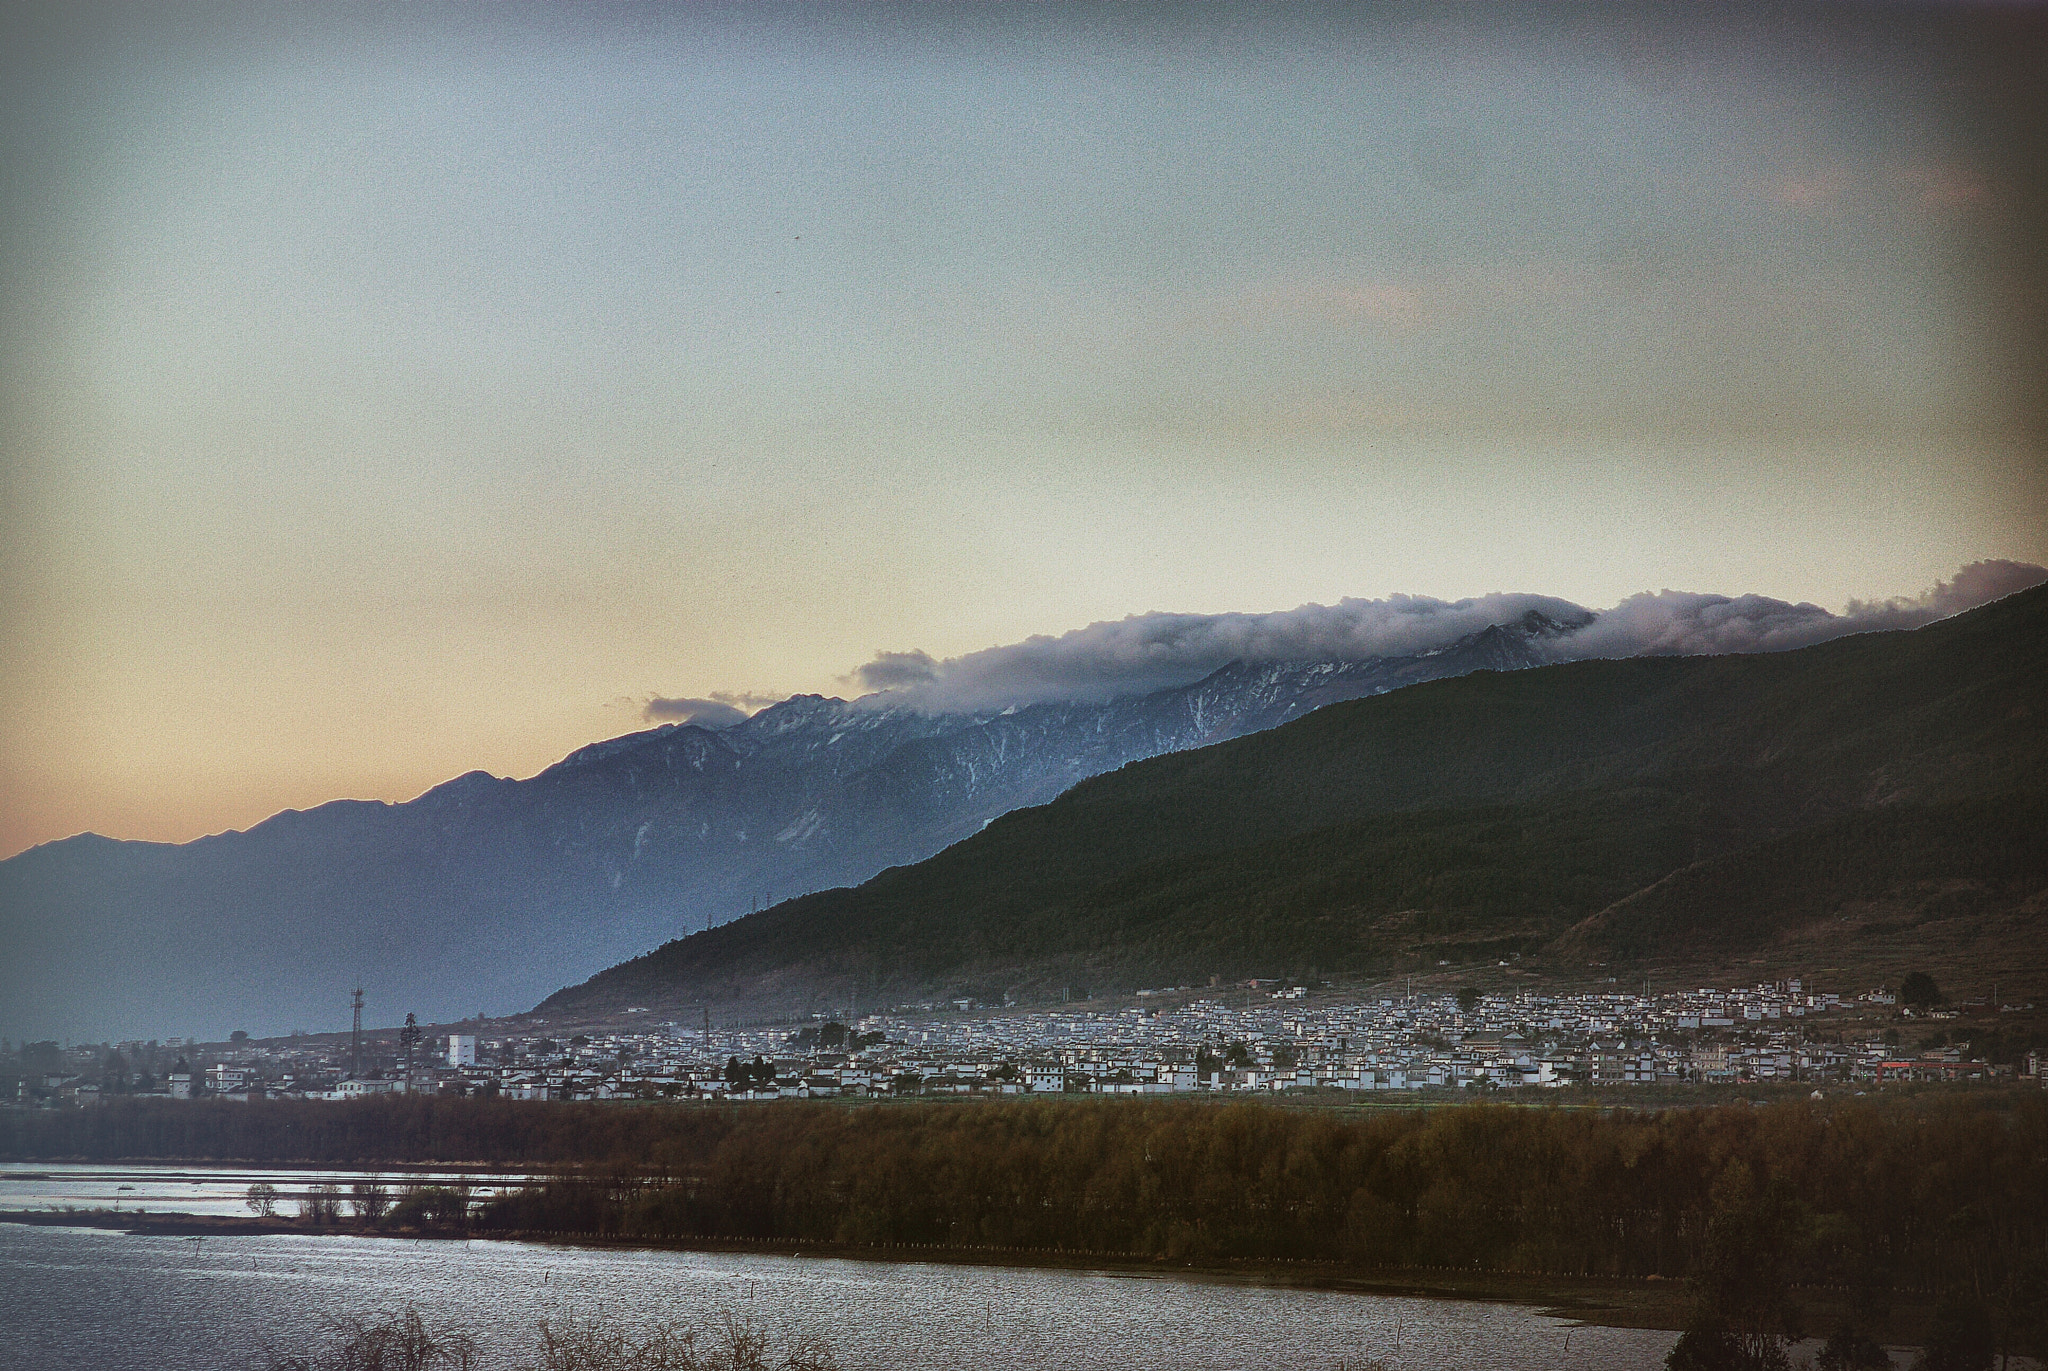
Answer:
[13,980,2039,1108]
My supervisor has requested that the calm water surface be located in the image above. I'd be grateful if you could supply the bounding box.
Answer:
[0,1162,534,1217]
[2,1166,1679,1371]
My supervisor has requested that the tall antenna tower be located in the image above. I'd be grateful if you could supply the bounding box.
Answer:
[349,987,365,1079]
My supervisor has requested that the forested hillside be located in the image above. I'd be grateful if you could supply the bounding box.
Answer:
[546,584,2048,1015]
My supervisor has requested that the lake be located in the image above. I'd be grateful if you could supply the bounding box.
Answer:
[2,1165,1680,1370]
[0,1161,535,1218]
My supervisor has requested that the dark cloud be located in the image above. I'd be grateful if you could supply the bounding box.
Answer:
[1845,559,2048,623]
[1566,591,1845,658]
[642,697,748,728]
[843,561,2046,715]
[847,592,1595,715]
[850,649,941,692]
[1576,559,2048,659]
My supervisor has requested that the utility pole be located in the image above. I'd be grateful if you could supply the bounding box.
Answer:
[349,987,365,1079]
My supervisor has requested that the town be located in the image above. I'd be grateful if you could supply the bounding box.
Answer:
[8,973,2042,1110]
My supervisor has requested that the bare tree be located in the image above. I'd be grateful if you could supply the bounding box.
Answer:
[349,1179,391,1224]
[245,1182,280,1217]
[298,1183,344,1225]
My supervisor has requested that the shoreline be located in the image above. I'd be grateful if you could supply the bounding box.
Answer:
[0,1157,537,1174]
[0,1207,1698,1331]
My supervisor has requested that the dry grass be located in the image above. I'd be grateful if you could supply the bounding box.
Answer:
[264,1307,838,1371]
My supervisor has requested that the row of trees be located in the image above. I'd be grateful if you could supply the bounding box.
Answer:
[242,1178,473,1229]
[455,1094,2041,1274]
[464,1096,2042,1367]
[8,1092,2042,1359]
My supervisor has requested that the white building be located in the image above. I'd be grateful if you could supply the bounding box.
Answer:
[337,1078,403,1097]
[448,1034,477,1067]
[1024,1064,1067,1093]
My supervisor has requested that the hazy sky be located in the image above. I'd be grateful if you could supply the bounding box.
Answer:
[3,2,2043,858]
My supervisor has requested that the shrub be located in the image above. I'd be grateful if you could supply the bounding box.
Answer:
[262,1307,837,1371]
[265,1308,477,1371]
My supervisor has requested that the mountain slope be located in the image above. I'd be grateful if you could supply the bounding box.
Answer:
[545,584,2048,1015]
[0,617,1569,1042]
[1551,792,2048,964]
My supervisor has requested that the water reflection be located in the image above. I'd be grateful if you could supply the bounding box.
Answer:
[1,1220,1677,1371]
[0,1164,533,1218]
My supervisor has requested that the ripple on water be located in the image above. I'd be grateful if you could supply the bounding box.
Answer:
[0,1223,1677,1371]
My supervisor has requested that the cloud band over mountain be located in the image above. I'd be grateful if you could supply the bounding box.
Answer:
[830,560,2046,716]
[644,697,750,728]
[642,691,786,726]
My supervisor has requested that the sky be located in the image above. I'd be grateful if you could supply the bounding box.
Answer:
[2,1,2044,860]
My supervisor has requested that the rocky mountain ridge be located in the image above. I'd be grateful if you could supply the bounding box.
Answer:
[0,612,1571,1041]
[544,584,2048,1021]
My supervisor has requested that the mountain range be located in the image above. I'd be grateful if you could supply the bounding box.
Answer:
[0,610,1579,1042]
[544,582,2048,1021]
